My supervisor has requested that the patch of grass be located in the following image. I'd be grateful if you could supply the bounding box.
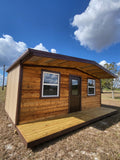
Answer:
[102,89,120,101]
[102,91,120,107]
[0,86,6,103]
[103,89,120,93]
[115,97,120,100]
[103,88,112,91]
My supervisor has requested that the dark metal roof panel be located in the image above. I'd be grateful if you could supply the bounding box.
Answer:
[6,48,117,78]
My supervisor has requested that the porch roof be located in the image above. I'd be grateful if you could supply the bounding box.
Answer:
[7,48,117,79]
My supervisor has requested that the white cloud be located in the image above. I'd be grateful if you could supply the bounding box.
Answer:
[99,60,108,66]
[117,62,120,66]
[34,44,57,53]
[72,0,120,52]
[34,43,48,52]
[0,34,57,68]
[0,34,57,85]
[0,35,27,67]
[51,48,56,53]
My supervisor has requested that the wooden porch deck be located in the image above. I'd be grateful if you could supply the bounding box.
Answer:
[16,107,117,147]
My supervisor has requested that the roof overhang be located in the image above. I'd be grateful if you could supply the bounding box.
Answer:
[6,48,117,79]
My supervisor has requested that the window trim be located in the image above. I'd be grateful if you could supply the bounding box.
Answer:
[41,70,60,98]
[87,79,96,96]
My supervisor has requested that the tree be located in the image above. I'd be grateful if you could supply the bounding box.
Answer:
[114,69,120,88]
[101,62,117,98]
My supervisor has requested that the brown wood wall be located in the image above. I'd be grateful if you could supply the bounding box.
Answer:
[19,65,101,124]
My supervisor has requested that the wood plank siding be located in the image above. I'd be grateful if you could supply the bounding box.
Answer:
[19,65,101,124]
[5,65,20,124]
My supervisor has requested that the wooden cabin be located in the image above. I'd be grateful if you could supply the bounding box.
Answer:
[5,49,117,147]
[5,48,116,126]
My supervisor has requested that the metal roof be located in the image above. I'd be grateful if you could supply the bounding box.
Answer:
[6,48,117,79]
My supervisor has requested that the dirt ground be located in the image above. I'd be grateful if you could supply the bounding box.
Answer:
[0,89,120,160]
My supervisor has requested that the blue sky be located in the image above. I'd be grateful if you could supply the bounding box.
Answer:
[0,0,120,85]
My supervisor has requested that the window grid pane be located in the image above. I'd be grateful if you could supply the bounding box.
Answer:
[43,85,58,96]
[42,71,60,97]
[43,72,59,85]
[88,79,95,95]
[88,88,95,95]
[88,79,95,87]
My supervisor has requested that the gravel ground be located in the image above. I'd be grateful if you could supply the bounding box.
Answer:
[0,93,120,160]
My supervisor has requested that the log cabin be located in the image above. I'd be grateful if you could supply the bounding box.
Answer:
[5,48,117,147]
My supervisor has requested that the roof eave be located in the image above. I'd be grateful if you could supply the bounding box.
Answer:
[6,49,32,72]
[6,48,117,79]
[93,62,117,79]
[31,49,117,79]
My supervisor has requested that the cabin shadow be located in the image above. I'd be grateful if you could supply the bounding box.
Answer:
[32,104,120,152]
[91,104,120,131]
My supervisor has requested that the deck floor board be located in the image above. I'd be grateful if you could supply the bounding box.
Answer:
[16,107,117,147]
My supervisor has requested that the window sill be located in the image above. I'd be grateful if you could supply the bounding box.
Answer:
[40,96,60,99]
[87,94,96,96]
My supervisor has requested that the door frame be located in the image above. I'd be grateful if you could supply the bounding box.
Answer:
[69,75,81,113]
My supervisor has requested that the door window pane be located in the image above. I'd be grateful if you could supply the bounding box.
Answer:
[72,79,79,95]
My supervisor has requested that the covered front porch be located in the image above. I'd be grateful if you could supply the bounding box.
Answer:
[16,107,117,148]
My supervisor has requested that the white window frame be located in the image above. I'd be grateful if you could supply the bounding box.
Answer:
[42,71,60,97]
[88,79,95,96]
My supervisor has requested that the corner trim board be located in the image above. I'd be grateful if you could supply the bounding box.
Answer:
[100,79,101,106]
[15,64,23,125]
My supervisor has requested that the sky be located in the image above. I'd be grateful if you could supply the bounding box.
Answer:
[0,0,120,85]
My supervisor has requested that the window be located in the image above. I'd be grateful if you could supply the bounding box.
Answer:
[88,79,95,96]
[42,71,60,97]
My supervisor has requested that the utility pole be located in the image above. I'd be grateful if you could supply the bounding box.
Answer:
[2,65,5,90]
